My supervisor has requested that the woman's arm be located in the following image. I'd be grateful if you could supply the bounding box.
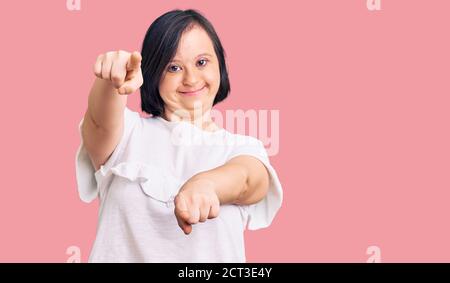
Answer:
[82,51,142,171]
[174,155,270,234]
[193,155,270,205]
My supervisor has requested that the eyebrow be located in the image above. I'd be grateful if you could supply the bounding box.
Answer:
[169,53,213,63]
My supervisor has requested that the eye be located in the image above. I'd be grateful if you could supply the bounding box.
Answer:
[197,58,208,67]
[167,65,181,73]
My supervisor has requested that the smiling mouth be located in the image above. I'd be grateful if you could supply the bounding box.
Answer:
[179,86,206,96]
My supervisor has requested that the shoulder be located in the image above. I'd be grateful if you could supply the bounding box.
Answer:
[224,132,263,148]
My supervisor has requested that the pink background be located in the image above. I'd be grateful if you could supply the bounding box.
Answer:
[0,0,449,262]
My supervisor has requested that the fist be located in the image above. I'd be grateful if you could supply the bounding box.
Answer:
[174,178,221,235]
[93,50,143,95]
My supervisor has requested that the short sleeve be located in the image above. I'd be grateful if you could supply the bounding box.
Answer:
[75,107,140,203]
[227,137,283,230]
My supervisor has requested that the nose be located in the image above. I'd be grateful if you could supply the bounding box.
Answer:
[182,66,200,86]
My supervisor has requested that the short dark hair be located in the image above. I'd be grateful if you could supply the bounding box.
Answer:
[140,9,231,117]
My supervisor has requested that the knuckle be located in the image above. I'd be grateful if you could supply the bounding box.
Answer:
[116,49,126,56]
[110,74,122,82]
[189,215,198,224]
[210,207,220,218]
[101,66,109,75]
[105,52,114,60]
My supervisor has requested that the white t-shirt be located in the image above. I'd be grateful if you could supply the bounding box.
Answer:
[75,107,283,263]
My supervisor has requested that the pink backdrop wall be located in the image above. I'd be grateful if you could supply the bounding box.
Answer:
[0,0,449,262]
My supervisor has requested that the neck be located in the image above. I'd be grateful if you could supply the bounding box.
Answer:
[162,108,219,132]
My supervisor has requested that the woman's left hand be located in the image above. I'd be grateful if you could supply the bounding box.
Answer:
[174,177,221,235]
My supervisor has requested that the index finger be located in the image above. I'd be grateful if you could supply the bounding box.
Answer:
[174,194,193,234]
[126,51,142,71]
[175,213,192,235]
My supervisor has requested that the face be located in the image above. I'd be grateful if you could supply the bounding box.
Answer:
[158,25,221,122]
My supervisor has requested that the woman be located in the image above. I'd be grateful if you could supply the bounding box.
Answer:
[76,9,283,263]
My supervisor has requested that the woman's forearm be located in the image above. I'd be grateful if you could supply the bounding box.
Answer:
[174,156,270,234]
[87,77,127,130]
[192,155,270,206]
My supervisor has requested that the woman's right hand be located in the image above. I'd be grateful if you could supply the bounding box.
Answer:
[93,50,143,95]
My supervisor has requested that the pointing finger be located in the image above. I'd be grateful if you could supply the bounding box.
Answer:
[127,51,142,71]
[174,193,193,234]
